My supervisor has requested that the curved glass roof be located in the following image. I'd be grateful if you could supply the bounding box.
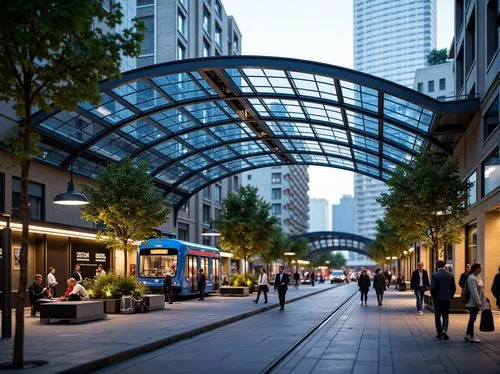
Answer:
[31,56,470,210]
[297,231,373,258]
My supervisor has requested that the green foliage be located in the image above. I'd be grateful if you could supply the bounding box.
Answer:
[213,186,278,279]
[84,273,146,299]
[368,215,411,263]
[310,252,346,268]
[426,48,448,65]
[258,226,289,271]
[378,151,470,263]
[81,158,170,274]
[288,237,310,268]
[229,272,258,287]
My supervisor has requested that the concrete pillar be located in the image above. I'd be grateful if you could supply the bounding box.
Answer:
[483,211,500,308]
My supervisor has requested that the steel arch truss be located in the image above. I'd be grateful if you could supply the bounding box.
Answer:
[297,231,373,259]
[30,56,477,212]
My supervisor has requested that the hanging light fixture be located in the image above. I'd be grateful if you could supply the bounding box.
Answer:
[201,223,221,237]
[53,165,89,206]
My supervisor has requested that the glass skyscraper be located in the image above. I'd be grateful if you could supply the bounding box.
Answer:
[353,0,437,238]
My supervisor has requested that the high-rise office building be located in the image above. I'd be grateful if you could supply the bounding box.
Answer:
[136,0,242,245]
[243,165,309,235]
[309,199,331,232]
[353,0,437,239]
[332,195,355,234]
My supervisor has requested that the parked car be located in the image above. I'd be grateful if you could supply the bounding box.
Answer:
[329,270,345,284]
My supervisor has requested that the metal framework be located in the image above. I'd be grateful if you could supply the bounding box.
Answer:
[30,56,478,214]
[295,231,373,259]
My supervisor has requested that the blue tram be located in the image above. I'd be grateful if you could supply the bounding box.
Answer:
[136,238,221,295]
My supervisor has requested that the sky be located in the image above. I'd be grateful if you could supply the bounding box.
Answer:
[221,0,455,205]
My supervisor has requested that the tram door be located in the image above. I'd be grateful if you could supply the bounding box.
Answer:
[212,258,220,290]
[200,256,210,287]
[185,255,198,293]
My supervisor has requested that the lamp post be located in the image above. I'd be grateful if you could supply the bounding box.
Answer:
[201,223,221,237]
[1,213,12,338]
[284,251,295,273]
[53,165,89,206]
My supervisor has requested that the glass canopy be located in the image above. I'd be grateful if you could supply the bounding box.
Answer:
[31,56,463,211]
[296,231,373,258]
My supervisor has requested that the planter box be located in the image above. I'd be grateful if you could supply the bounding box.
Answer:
[424,292,467,313]
[220,287,249,297]
[40,300,106,324]
[103,298,121,314]
[144,294,164,311]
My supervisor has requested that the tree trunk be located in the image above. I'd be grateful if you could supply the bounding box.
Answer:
[123,241,128,276]
[243,255,247,281]
[433,238,439,271]
[13,121,32,368]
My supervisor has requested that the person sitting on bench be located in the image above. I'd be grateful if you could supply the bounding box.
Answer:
[61,278,89,301]
[28,274,49,316]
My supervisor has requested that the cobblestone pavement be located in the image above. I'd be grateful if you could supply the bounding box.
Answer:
[0,283,337,373]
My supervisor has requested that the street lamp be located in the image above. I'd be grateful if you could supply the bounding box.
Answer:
[284,251,295,273]
[53,165,89,206]
[201,223,221,237]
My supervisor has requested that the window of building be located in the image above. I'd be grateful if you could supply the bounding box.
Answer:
[177,42,186,60]
[271,188,282,200]
[203,186,211,199]
[427,80,434,93]
[466,223,477,264]
[140,15,154,55]
[137,55,154,67]
[417,82,423,92]
[178,222,189,241]
[271,173,281,184]
[202,204,211,224]
[467,171,476,206]
[215,24,222,47]
[202,234,211,246]
[233,176,239,191]
[0,172,4,213]
[272,204,282,215]
[247,174,251,180]
[138,0,154,6]
[214,0,222,17]
[214,208,221,218]
[12,177,44,220]
[178,0,188,11]
[439,78,446,91]
[487,0,498,66]
[482,147,499,196]
[233,35,239,51]
[203,7,210,34]
[465,10,476,76]
[483,95,498,141]
[178,11,187,38]
[215,184,222,203]
[203,39,210,57]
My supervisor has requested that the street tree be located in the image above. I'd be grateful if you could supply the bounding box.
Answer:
[426,48,448,65]
[0,1,143,367]
[288,237,310,272]
[378,151,470,267]
[213,186,278,280]
[259,226,289,273]
[310,252,346,269]
[81,158,169,275]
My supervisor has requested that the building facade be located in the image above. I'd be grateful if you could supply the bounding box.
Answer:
[242,166,309,235]
[308,199,331,232]
[413,61,455,100]
[353,0,438,240]
[136,0,242,246]
[332,195,355,234]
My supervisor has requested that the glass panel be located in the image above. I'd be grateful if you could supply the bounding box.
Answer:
[467,171,477,206]
[121,120,166,144]
[482,147,499,196]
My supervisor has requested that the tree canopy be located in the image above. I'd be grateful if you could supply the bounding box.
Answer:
[288,237,310,271]
[310,252,346,269]
[378,151,470,266]
[426,48,448,65]
[213,186,278,279]
[258,226,289,273]
[81,158,169,275]
[368,215,411,264]
[0,0,143,367]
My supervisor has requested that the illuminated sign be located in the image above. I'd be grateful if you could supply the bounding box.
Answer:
[150,249,170,255]
[76,251,90,262]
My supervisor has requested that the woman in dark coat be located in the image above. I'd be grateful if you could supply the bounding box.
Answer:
[358,269,371,305]
[492,266,500,309]
[373,268,386,307]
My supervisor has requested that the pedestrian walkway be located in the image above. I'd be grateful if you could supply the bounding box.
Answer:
[0,283,334,373]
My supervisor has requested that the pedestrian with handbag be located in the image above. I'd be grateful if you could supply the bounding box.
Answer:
[464,263,490,343]
[254,268,269,304]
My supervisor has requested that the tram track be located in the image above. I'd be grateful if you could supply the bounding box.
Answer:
[261,287,358,374]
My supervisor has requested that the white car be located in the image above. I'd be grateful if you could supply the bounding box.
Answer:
[329,270,345,284]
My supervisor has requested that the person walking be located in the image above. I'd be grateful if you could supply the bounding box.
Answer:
[293,271,300,289]
[274,266,290,311]
[431,260,456,340]
[254,268,269,304]
[47,267,58,297]
[197,268,206,301]
[459,264,471,289]
[410,262,430,315]
[358,269,371,305]
[373,268,386,306]
[163,270,174,304]
[310,271,315,287]
[465,263,488,343]
[491,266,500,310]
[71,264,83,283]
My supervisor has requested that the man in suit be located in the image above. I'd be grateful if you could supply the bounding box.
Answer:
[197,268,206,301]
[410,262,430,315]
[72,264,83,283]
[459,264,471,289]
[431,260,456,340]
[274,266,290,310]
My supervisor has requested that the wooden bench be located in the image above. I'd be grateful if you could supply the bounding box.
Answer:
[424,292,467,313]
[40,300,106,324]
[144,294,165,311]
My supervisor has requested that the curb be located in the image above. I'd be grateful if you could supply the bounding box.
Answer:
[56,284,345,374]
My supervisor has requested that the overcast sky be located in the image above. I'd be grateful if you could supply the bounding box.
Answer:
[222,0,455,205]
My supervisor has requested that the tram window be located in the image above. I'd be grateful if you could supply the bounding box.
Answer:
[139,254,177,277]
[200,257,210,278]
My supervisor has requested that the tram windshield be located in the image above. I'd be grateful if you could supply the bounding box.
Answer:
[139,253,178,278]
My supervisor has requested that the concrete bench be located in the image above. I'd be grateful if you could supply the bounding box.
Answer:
[424,292,467,313]
[40,300,106,324]
[144,294,164,311]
